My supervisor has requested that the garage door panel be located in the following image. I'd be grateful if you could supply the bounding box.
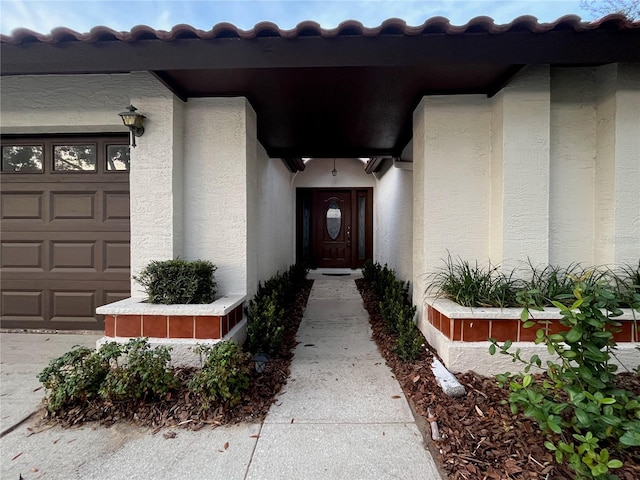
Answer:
[1,191,44,220]
[1,290,44,318]
[50,290,96,322]
[51,191,96,220]
[1,241,44,271]
[104,191,130,221]
[104,241,130,272]
[50,241,97,272]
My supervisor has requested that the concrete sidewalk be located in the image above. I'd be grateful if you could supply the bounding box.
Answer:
[1,272,442,479]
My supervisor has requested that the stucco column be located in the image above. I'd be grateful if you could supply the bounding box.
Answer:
[129,72,185,296]
[594,64,640,265]
[413,95,492,328]
[183,98,258,297]
[492,65,551,268]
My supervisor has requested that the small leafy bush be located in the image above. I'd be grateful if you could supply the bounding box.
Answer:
[134,259,217,304]
[38,343,121,411]
[394,304,421,362]
[245,294,285,355]
[363,261,422,362]
[188,341,250,408]
[245,264,308,356]
[490,275,640,479]
[100,338,178,402]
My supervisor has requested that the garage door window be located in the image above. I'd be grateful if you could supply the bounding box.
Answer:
[106,145,130,171]
[1,145,44,172]
[54,145,97,172]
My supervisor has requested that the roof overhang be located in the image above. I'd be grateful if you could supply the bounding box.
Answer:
[2,15,639,158]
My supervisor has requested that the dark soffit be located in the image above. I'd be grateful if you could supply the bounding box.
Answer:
[2,15,639,158]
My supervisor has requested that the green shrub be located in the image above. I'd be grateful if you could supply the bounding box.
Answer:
[426,254,523,308]
[362,260,379,282]
[380,280,411,334]
[188,341,250,408]
[363,261,422,362]
[427,255,640,309]
[245,293,285,356]
[38,343,121,412]
[490,276,640,479]
[245,264,308,356]
[99,338,178,402]
[394,304,421,362]
[134,259,217,304]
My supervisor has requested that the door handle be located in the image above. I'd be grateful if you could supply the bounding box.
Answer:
[346,225,351,247]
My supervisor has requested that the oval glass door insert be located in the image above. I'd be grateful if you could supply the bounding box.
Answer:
[326,201,342,240]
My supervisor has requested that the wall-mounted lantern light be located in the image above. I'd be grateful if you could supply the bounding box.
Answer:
[332,158,338,176]
[118,105,146,148]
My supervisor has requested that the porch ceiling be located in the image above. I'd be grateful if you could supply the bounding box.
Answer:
[2,15,639,158]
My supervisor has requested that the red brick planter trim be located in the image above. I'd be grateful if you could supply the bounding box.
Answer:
[98,295,246,340]
[426,300,638,343]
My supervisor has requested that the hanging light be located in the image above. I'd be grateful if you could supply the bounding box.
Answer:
[332,158,337,176]
[118,105,146,148]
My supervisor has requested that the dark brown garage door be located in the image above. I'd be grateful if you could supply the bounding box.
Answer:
[1,135,131,330]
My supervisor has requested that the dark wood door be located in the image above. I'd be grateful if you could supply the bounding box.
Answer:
[313,190,352,268]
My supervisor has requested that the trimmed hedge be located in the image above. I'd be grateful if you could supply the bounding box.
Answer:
[134,259,217,304]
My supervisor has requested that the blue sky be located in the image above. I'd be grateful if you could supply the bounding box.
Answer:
[0,1,603,35]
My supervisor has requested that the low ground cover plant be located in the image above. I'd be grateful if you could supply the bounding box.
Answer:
[39,338,178,411]
[188,341,250,408]
[99,338,178,402]
[490,274,640,479]
[134,259,217,304]
[427,254,640,309]
[362,261,422,361]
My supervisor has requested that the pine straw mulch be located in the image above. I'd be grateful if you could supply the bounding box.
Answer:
[355,278,640,480]
[37,280,313,432]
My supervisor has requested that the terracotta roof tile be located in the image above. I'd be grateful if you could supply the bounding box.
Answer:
[2,14,638,45]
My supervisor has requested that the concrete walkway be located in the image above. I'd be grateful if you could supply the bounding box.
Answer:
[1,272,441,479]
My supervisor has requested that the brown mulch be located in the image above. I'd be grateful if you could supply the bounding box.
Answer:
[38,279,313,431]
[355,278,640,480]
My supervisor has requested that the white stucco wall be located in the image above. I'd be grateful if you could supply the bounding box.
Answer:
[0,74,132,134]
[256,147,295,282]
[412,94,493,311]
[611,64,640,264]
[497,65,551,269]
[129,73,186,295]
[183,97,258,297]
[293,158,375,189]
[549,68,596,265]
[374,159,413,283]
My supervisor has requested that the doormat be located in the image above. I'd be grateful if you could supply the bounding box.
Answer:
[322,273,351,276]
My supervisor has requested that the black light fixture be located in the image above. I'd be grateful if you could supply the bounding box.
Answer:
[118,105,146,148]
[252,353,269,373]
[332,158,337,176]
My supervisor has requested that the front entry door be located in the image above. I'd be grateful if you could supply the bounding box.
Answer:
[314,190,352,268]
[296,187,373,269]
